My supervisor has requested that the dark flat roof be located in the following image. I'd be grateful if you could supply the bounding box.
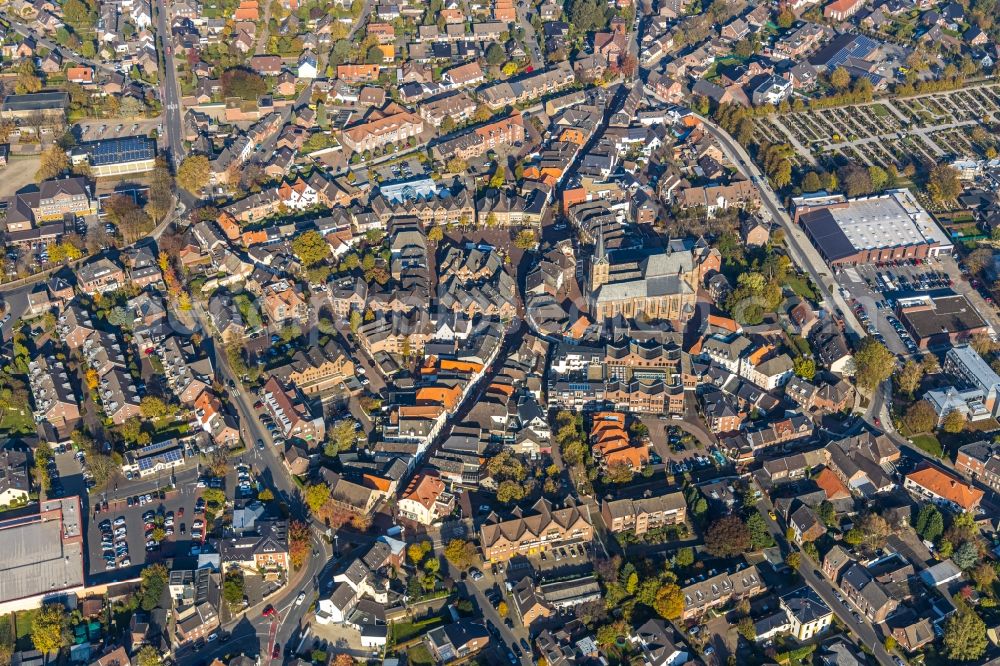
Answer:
[2,91,69,112]
[800,208,856,261]
[900,294,988,339]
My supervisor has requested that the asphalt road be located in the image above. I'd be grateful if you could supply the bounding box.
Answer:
[154,0,185,168]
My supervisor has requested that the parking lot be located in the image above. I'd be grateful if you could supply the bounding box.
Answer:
[641,415,726,472]
[75,119,161,143]
[834,257,958,357]
[373,158,427,183]
[86,480,207,579]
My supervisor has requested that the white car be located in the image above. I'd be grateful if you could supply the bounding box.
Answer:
[295,591,306,606]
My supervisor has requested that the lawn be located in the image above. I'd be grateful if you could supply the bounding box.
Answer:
[407,643,435,666]
[14,609,37,651]
[0,408,34,437]
[784,273,817,300]
[910,433,943,458]
[391,616,445,645]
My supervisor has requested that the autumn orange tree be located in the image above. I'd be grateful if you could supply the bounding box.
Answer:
[289,520,310,569]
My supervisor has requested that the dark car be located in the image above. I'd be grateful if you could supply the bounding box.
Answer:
[520,639,530,652]
[272,644,281,659]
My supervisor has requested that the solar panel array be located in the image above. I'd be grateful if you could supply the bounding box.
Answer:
[87,136,156,167]
[137,447,183,472]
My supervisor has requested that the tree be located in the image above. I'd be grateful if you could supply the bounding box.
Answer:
[904,400,937,434]
[139,396,170,419]
[289,520,311,569]
[953,541,980,570]
[928,164,962,204]
[489,165,506,189]
[31,604,68,654]
[915,504,940,538]
[408,541,431,566]
[777,6,795,27]
[366,45,385,64]
[568,0,610,32]
[36,146,69,181]
[444,539,478,570]
[843,527,863,547]
[839,162,873,197]
[177,155,209,194]
[485,43,506,65]
[970,330,997,356]
[747,512,775,550]
[852,337,896,392]
[705,515,752,557]
[971,561,998,590]
[497,601,508,618]
[223,570,245,610]
[333,656,355,666]
[602,461,635,485]
[134,647,161,666]
[221,67,267,99]
[292,230,332,266]
[427,225,444,242]
[884,637,897,652]
[942,409,966,434]
[785,552,801,570]
[830,66,851,91]
[858,513,891,552]
[793,357,816,380]
[818,500,836,527]
[868,165,889,192]
[258,488,274,501]
[139,564,168,611]
[966,249,994,278]
[653,582,684,620]
[305,483,330,513]
[514,230,537,250]
[924,511,944,543]
[895,360,925,397]
[944,607,987,661]
[736,616,756,641]
[327,419,358,456]
[675,547,694,567]
[497,479,526,503]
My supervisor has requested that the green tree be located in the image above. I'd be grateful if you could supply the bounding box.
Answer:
[675,547,694,567]
[176,155,209,194]
[292,230,332,266]
[944,606,987,661]
[924,511,944,542]
[852,337,896,391]
[485,43,506,65]
[427,226,444,242]
[327,419,358,455]
[31,604,68,654]
[366,45,385,64]
[223,571,245,610]
[139,564,168,611]
[793,357,816,380]
[785,552,801,570]
[747,512,775,550]
[777,6,795,27]
[818,500,836,527]
[953,541,980,570]
[568,0,610,32]
[497,479,526,503]
[843,527,863,547]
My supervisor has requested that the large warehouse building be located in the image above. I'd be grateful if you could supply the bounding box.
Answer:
[897,293,989,349]
[0,496,86,613]
[793,190,953,266]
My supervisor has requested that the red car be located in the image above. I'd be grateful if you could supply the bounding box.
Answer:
[272,644,281,659]
[263,606,276,618]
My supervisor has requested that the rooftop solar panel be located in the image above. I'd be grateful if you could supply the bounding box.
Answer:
[85,136,156,166]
